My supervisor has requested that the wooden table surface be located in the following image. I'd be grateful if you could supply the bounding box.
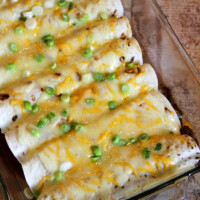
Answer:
[157,0,200,71]
[156,1,200,199]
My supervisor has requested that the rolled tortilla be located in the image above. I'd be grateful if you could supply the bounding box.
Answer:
[0,0,124,47]
[0,15,131,88]
[28,135,200,200]
[21,90,181,190]
[1,36,143,132]
[6,64,157,162]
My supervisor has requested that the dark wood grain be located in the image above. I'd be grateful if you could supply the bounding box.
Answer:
[156,1,200,199]
[157,0,200,71]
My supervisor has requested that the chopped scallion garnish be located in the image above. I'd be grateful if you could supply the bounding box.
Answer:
[9,43,18,52]
[57,0,67,7]
[32,104,39,113]
[130,138,137,144]
[55,171,63,181]
[106,73,117,81]
[92,146,102,157]
[142,148,151,159]
[121,84,130,94]
[24,101,32,111]
[93,72,105,82]
[75,124,85,132]
[61,94,70,103]
[108,101,118,110]
[68,2,74,10]
[31,129,40,137]
[45,87,56,96]
[35,54,44,62]
[50,63,57,70]
[33,190,40,198]
[7,63,17,71]
[63,13,70,22]
[47,39,55,47]
[15,26,23,34]
[62,109,68,117]
[155,143,162,151]
[119,139,128,146]
[78,14,90,23]
[46,112,56,121]
[60,123,72,133]
[112,135,120,144]
[36,116,49,128]
[126,62,135,69]
[85,98,95,105]
[82,47,93,58]
[139,133,150,142]
[90,156,101,162]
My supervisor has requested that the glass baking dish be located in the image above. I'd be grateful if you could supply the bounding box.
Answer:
[0,0,200,199]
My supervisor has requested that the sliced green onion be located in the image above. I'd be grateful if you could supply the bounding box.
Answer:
[7,63,17,71]
[78,14,90,23]
[57,0,67,7]
[155,143,162,151]
[36,117,49,128]
[68,2,74,10]
[169,131,174,134]
[61,94,70,103]
[75,124,85,132]
[19,16,27,21]
[126,62,135,69]
[112,135,120,144]
[119,139,128,146]
[42,34,54,43]
[9,43,18,52]
[139,133,150,142]
[90,156,101,162]
[35,54,44,62]
[142,148,151,159]
[63,13,70,22]
[87,36,95,44]
[99,12,109,20]
[108,101,118,110]
[24,101,32,111]
[106,73,117,81]
[31,129,40,137]
[32,104,39,113]
[46,112,56,121]
[47,39,55,47]
[71,121,78,129]
[72,22,77,27]
[130,138,137,144]
[60,123,71,133]
[55,171,63,181]
[62,109,68,117]
[50,63,57,70]
[92,146,102,156]
[93,72,105,82]
[82,48,93,58]
[45,87,56,96]
[15,26,23,34]
[121,84,130,94]
[33,190,40,198]
[85,98,95,105]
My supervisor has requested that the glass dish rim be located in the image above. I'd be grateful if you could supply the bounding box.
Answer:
[128,0,200,198]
